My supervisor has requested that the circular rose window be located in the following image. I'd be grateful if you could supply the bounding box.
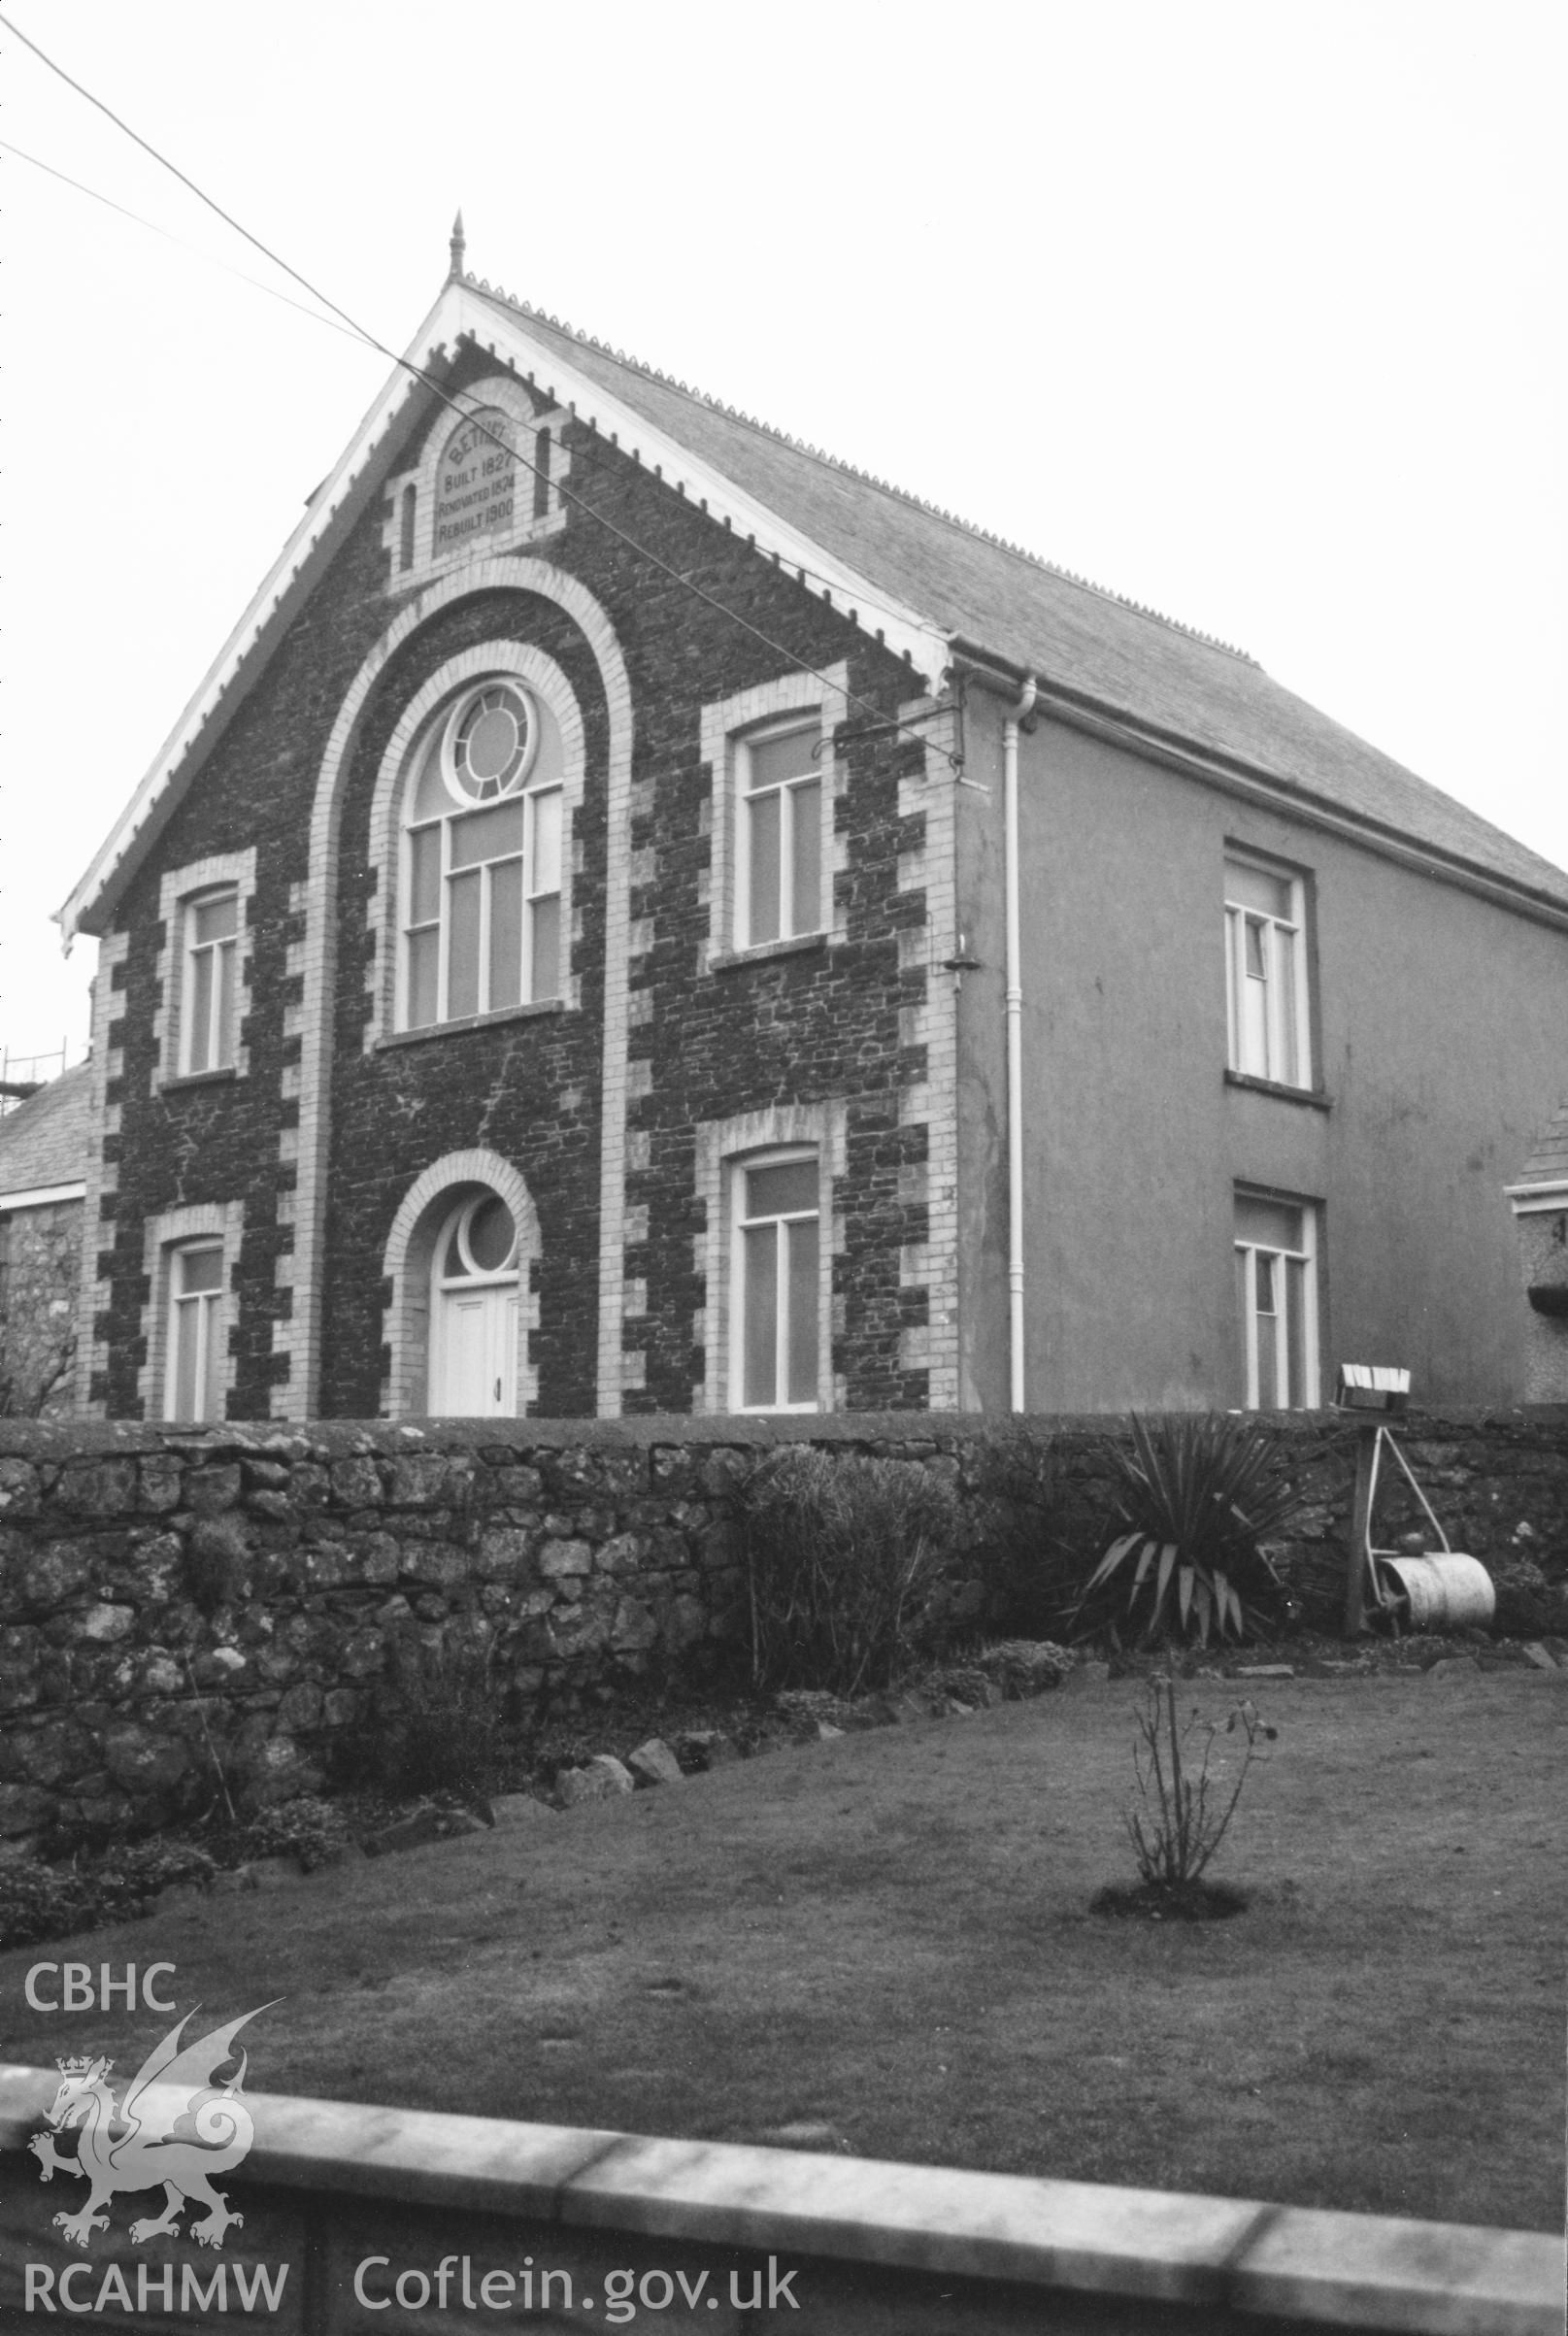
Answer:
[445,684,534,805]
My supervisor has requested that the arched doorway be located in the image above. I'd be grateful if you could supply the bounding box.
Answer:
[427,1190,521,1416]
[381,1149,540,1419]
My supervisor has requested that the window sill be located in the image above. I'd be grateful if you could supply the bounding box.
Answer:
[1224,1069,1331,1112]
[710,933,827,975]
[162,1067,241,1093]
[379,1000,566,1051]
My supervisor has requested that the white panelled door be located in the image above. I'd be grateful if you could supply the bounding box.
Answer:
[428,1192,520,1417]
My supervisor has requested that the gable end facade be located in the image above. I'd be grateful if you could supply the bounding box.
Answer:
[79,335,950,1423]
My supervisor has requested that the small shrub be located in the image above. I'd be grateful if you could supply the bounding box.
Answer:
[1268,1539,1346,1632]
[1075,1413,1299,1647]
[974,1638,1075,1697]
[0,1840,217,1952]
[0,1861,98,1952]
[965,1430,1076,1636]
[335,1641,505,1799]
[1124,1677,1277,1889]
[1491,1558,1567,1639]
[0,1335,75,1419]
[732,1447,964,1694]
[103,1838,217,1892]
[236,1795,352,1872]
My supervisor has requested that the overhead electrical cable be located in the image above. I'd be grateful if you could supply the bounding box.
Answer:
[2,115,957,673]
[0,11,384,348]
[0,137,370,342]
[0,9,961,770]
[2,115,962,661]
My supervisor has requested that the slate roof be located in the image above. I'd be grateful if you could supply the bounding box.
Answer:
[0,1063,91,1200]
[477,285,1568,912]
[59,271,1568,942]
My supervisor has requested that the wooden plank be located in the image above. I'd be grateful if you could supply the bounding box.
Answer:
[1344,1423,1381,1637]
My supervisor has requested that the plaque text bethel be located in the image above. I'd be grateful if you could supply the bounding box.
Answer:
[435,410,518,551]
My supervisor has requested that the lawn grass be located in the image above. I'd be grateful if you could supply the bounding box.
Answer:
[1,1670,1561,2231]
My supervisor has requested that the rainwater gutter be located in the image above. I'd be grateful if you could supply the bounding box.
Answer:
[948,636,1568,937]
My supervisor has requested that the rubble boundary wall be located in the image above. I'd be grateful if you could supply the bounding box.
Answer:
[0,1408,1563,1843]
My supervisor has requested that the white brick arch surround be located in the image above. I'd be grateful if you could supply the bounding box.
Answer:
[281,557,635,1419]
[381,1149,541,1417]
[361,638,587,1047]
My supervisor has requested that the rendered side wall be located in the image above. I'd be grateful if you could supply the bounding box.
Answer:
[954,689,1568,1412]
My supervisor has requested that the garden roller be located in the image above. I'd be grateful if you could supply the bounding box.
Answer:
[1342,1416,1494,1636]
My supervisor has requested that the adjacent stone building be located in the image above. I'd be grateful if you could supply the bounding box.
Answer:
[55,240,1568,1425]
[1507,1100,1568,1400]
[0,1064,90,1418]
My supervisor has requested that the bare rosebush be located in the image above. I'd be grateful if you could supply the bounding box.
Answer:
[1125,1677,1278,1888]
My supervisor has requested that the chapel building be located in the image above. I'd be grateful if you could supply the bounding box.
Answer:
[58,240,1568,1424]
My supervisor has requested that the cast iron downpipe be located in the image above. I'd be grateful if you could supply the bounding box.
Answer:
[1004,676,1037,1411]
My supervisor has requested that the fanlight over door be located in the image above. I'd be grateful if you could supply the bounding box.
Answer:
[428,1192,519,1417]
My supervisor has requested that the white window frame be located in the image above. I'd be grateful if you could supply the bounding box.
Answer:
[735,716,825,951]
[137,1201,242,1422]
[698,668,848,974]
[180,885,241,1076]
[398,682,565,1030]
[164,1240,227,1422]
[1234,1194,1319,1409]
[1224,853,1312,1089]
[366,643,586,1053]
[730,1147,822,1414]
[152,852,256,1088]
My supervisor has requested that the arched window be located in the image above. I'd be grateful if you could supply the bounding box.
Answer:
[399,680,564,1028]
[428,1190,521,1416]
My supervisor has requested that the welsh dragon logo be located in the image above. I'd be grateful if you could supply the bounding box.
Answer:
[28,2003,275,2251]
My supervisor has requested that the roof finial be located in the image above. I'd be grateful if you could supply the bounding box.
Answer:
[449,210,466,280]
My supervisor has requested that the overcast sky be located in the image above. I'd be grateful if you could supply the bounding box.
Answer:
[2,0,1563,1074]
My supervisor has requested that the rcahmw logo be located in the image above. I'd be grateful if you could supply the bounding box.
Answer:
[23,1998,288,2313]
[25,2259,289,2317]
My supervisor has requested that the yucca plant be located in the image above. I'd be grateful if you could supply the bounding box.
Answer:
[1075,1414,1298,1647]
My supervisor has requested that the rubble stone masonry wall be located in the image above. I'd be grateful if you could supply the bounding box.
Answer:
[0,1408,1563,1846]
[1517,1203,1568,1401]
[0,1201,81,1420]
